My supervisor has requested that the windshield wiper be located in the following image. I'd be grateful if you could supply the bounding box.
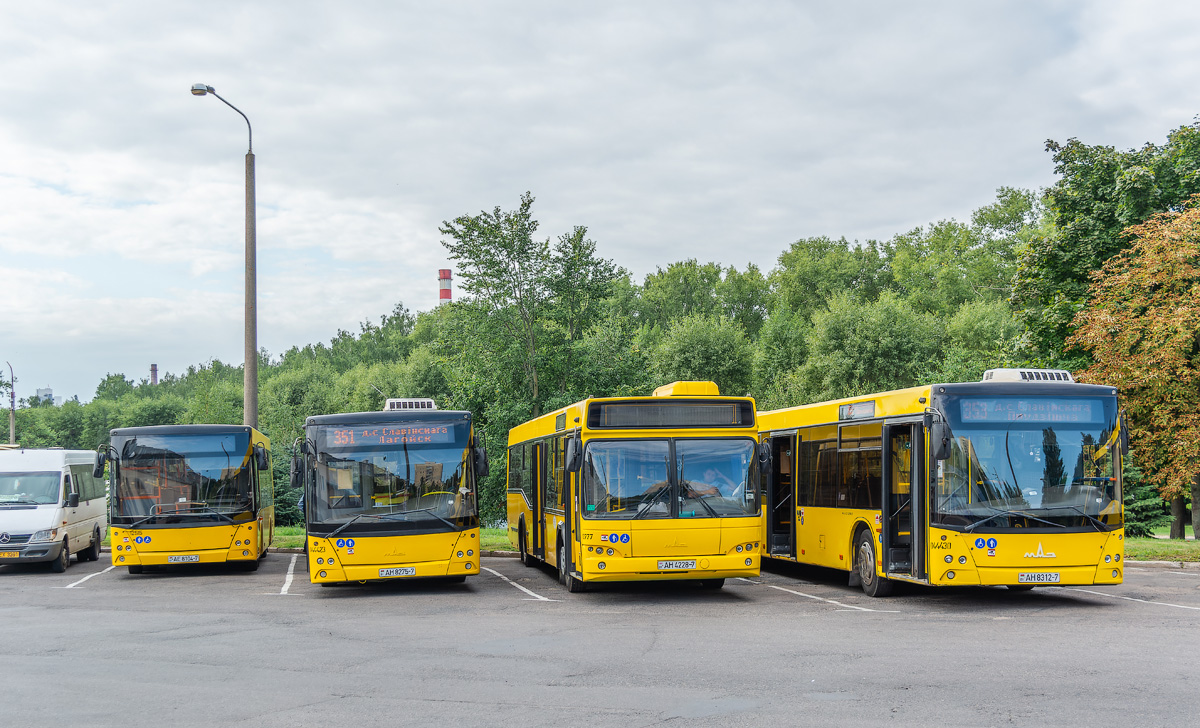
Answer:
[0,499,42,505]
[1049,505,1108,532]
[328,513,384,538]
[128,505,237,528]
[682,484,720,517]
[964,508,1067,532]
[634,484,670,518]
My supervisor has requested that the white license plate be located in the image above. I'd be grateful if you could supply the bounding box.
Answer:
[1018,572,1060,583]
[379,567,416,578]
[657,560,696,570]
[167,554,200,563]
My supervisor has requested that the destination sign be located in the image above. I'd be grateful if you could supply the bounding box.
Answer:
[322,425,454,447]
[959,398,1104,424]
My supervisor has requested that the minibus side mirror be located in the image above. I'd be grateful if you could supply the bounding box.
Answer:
[474,447,490,478]
[93,450,107,479]
[67,492,80,508]
[930,421,951,461]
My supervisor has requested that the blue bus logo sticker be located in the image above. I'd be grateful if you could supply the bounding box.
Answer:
[975,538,986,549]
[620,534,630,544]
[346,539,355,548]
[336,539,346,548]
[986,538,998,549]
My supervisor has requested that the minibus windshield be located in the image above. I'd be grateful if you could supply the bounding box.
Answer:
[0,472,61,505]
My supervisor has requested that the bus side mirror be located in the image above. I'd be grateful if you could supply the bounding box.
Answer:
[289,457,303,489]
[474,447,490,478]
[93,450,107,479]
[930,422,951,461]
[67,492,80,508]
[1120,411,1129,456]
[757,442,770,466]
[565,439,582,472]
[254,445,269,470]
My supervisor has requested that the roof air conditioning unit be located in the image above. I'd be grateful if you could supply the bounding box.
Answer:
[981,368,1075,383]
[383,398,438,411]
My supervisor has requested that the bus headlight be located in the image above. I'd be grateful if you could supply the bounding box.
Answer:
[317,558,323,564]
[944,555,952,563]
[1105,554,1111,563]
[606,548,614,556]
[465,562,473,570]
[118,555,125,562]
[1114,554,1121,562]
[1112,569,1119,578]
[457,551,464,558]
[31,529,58,543]
[946,571,956,580]
[319,571,327,578]
[467,550,473,557]
[736,545,743,553]
[958,556,967,564]
[598,562,606,570]
[242,550,250,556]
[745,558,752,566]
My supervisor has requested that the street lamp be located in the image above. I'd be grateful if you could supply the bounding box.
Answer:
[5,361,13,445]
[191,84,258,429]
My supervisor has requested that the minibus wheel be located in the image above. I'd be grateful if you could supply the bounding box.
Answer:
[80,527,102,562]
[50,538,69,573]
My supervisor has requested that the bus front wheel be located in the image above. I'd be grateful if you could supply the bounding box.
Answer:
[518,526,531,567]
[127,564,143,575]
[50,538,69,573]
[856,530,892,597]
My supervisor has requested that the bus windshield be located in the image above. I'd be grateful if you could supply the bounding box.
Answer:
[308,420,477,535]
[111,432,254,525]
[582,438,758,519]
[933,395,1121,531]
[0,472,61,505]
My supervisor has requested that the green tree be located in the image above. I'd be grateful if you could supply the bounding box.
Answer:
[94,373,134,401]
[1015,121,1200,364]
[718,263,769,337]
[770,236,888,324]
[1068,199,1200,539]
[638,259,724,328]
[651,314,753,397]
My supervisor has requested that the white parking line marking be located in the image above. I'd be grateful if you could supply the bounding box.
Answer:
[737,577,899,612]
[482,566,559,601]
[64,565,116,589]
[280,554,298,595]
[1065,588,1200,611]
[1126,567,1200,578]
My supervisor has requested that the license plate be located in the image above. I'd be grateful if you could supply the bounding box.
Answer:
[0,551,18,558]
[1018,572,1060,583]
[657,560,696,570]
[379,567,416,578]
[167,554,200,563]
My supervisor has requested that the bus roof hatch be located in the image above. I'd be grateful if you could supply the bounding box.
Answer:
[652,381,721,397]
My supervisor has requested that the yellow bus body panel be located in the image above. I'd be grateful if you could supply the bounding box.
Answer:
[927,527,1124,586]
[307,528,481,583]
[111,522,262,566]
[578,516,760,582]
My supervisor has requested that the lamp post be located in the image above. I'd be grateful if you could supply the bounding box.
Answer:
[5,361,13,445]
[191,84,258,429]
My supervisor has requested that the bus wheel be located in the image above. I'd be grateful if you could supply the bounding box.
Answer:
[50,538,70,573]
[698,579,725,590]
[80,527,102,562]
[856,530,892,597]
[1007,584,1035,591]
[239,558,260,572]
[557,540,567,585]
[518,528,531,567]
[127,564,143,575]
[446,575,467,584]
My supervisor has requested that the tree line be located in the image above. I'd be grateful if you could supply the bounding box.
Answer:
[12,120,1200,536]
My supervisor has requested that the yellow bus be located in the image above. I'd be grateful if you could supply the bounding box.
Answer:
[299,399,485,584]
[507,381,764,592]
[100,425,275,574]
[758,368,1127,596]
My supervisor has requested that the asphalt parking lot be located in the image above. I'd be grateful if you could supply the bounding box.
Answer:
[3,553,1198,727]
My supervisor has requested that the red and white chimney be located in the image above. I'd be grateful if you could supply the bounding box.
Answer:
[438,269,452,302]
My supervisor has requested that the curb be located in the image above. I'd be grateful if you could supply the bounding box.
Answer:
[1125,559,1200,569]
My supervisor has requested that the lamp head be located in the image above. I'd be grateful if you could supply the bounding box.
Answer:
[191,84,213,96]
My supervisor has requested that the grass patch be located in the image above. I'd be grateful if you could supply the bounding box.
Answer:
[1125,537,1200,562]
[481,526,513,552]
[1150,524,1195,538]
[272,525,306,549]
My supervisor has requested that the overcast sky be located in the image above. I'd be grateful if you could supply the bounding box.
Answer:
[2,1,1198,403]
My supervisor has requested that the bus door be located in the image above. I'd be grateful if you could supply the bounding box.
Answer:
[881,422,922,577]
[766,434,796,558]
[531,442,545,559]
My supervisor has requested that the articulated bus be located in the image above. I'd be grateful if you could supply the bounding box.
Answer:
[99,425,275,574]
[298,399,485,584]
[758,368,1126,596]
[507,381,763,592]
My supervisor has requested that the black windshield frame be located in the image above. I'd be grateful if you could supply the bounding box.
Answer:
[930,392,1122,533]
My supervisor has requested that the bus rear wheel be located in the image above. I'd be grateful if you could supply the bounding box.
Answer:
[856,530,892,597]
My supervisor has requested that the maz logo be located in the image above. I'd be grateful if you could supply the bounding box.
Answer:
[1024,542,1056,558]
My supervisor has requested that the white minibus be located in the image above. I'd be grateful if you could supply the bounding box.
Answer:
[0,448,107,572]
